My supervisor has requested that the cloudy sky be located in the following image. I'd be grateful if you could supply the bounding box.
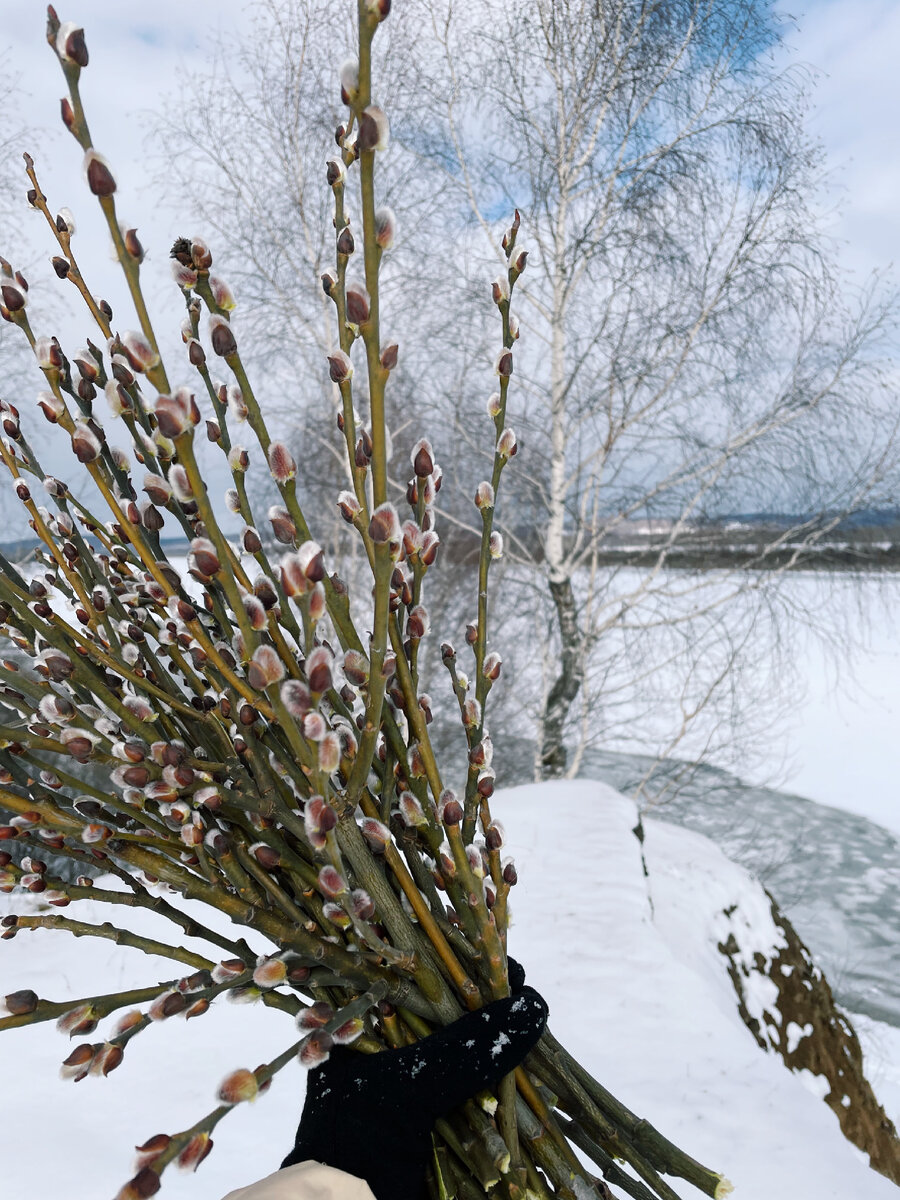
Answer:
[2,1,898,300]
[0,0,898,526]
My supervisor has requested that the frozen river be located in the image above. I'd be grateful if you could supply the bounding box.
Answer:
[750,572,900,837]
[495,570,900,1027]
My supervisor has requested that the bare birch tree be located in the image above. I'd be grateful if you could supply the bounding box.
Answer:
[413,0,900,778]
[155,0,899,788]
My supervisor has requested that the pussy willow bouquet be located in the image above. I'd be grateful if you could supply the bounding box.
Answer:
[0,6,730,1200]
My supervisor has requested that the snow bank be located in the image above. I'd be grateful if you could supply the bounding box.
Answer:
[1,779,896,1198]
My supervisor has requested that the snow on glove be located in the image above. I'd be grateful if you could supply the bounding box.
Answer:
[281,982,548,1200]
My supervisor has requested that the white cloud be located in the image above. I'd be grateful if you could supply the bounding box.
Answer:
[0,2,255,531]
[776,0,900,279]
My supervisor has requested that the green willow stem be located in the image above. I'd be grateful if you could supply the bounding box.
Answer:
[10,913,215,972]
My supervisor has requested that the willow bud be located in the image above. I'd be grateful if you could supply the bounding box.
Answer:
[326,159,346,188]
[268,441,296,484]
[358,106,389,152]
[327,349,353,383]
[209,275,236,312]
[191,238,213,269]
[217,1067,259,1105]
[121,330,159,373]
[83,150,116,196]
[369,502,401,545]
[483,652,502,681]
[56,22,89,66]
[189,537,220,579]
[71,422,101,463]
[268,505,297,544]
[337,490,362,522]
[346,281,370,325]
[209,315,237,357]
[176,1132,213,1173]
[475,482,495,511]
[252,957,287,988]
[123,227,144,262]
[307,645,334,694]
[318,730,341,774]
[497,427,518,458]
[375,206,396,249]
[247,645,285,690]
[299,1028,333,1067]
[281,679,311,718]
[339,58,359,106]
[411,438,434,477]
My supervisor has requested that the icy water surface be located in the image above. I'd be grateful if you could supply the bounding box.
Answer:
[586,751,900,1028]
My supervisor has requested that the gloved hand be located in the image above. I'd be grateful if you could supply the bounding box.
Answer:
[282,965,547,1200]
[506,955,527,995]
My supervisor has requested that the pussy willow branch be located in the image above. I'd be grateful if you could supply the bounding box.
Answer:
[0,10,733,1200]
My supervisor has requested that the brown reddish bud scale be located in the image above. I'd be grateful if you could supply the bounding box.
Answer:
[242,526,262,554]
[250,842,281,870]
[268,505,296,544]
[83,150,116,196]
[123,227,144,262]
[177,1132,213,1172]
[327,349,353,383]
[358,105,389,153]
[117,1167,161,1198]
[485,822,504,851]
[336,226,355,257]
[374,205,396,249]
[209,314,236,357]
[299,1028,334,1067]
[483,652,502,681]
[369,502,400,545]
[441,799,464,826]
[411,438,434,477]
[72,422,102,463]
[346,282,370,325]
[4,988,38,1015]
[307,645,334,695]
[247,645,285,690]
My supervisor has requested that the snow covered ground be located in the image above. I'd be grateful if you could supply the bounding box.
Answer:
[575,749,900,1029]
[1,780,895,1199]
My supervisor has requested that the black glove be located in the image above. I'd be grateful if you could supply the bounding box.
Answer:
[281,982,548,1200]
[506,955,526,995]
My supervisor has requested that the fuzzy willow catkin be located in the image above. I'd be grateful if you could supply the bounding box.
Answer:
[0,6,732,1200]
